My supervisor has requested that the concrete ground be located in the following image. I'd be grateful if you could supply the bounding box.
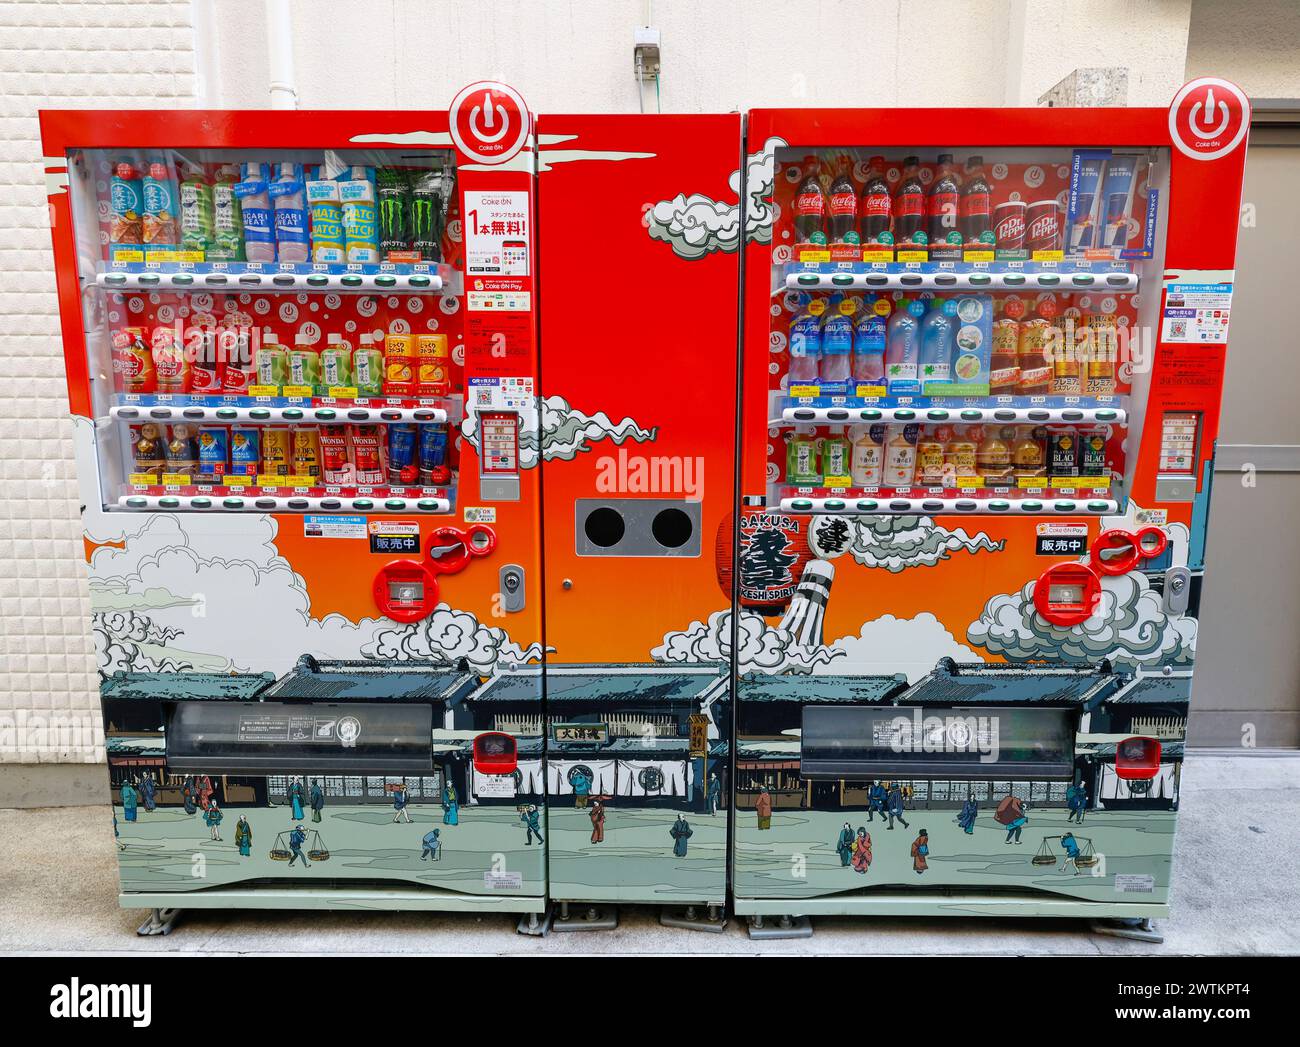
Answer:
[1,751,1295,955]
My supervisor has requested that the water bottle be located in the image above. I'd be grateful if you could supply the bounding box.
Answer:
[819,302,853,383]
[788,302,823,384]
[885,300,925,395]
[919,298,957,388]
[853,306,887,383]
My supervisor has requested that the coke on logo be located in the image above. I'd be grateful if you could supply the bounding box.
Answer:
[1026,200,1063,253]
[993,200,1026,250]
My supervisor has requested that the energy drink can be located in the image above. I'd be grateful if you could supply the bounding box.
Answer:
[418,424,449,485]
[196,426,229,478]
[410,169,443,261]
[377,169,412,256]
[386,423,419,486]
[259,428,291,477]
[229,426,261,477]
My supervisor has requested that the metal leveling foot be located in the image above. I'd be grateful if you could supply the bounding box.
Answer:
[550,901,619,932]
[660,904,728,933]
[136,908,180,936]
[747,913,813,940]
[1090,916,1165,944]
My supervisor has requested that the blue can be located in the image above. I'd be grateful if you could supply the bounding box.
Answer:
[418,424,449,485]
[387,423,418,486]
[230,426,261,477]
[197,426,229,477]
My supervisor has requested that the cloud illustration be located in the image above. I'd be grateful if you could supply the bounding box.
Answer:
[810,514,1004,572]
[364,604,547,674]
[967,569,1196,671]
[645,136,785,258]
[460,394,656,468]
[653,608,844,675]
[826,613,979,682]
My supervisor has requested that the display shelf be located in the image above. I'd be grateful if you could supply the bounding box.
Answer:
[783,261,1138,294]
[111,403,450,425]
[778,492,1120,515]
[776,404,1127,426]
[117,485,455,514]
[94,261,452,294]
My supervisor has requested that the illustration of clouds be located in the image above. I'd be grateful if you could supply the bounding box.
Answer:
[653,607,844,675]
[460,394,656,469]
[87,513,382,676]
[645,136,785,258]
[813,514,1004,572]
[824,613,979,682]
[967,569,1196,671]
[364,604,547,675]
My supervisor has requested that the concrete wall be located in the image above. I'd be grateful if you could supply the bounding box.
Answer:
[0,0,1294,771]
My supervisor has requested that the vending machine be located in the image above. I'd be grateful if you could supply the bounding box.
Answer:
[733,81,1250,935]
[533,114,742,928]
[41,88,549,931]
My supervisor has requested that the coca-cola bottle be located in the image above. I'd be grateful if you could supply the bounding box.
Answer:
[960,155,993,246]
[927,153,961,248]
[827,156,859,244]
[858,156,893,246]
[893,156,926,246]
[793,155,827,245]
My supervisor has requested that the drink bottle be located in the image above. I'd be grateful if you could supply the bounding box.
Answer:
[235,162,275,262]
[893,156,926,245]
[786,429,821,486]
[927,154,961,248]
[885,300,925,393]
[788,301,823,384]
[827,156,859,244]
[850,424,885,487]
[271,162,309,264]
[858,156,893,246]
[853,305,887,382]
[819,301,853,383]
[792,156,828,245]
[919,298,956,386]
[960,155,993,246]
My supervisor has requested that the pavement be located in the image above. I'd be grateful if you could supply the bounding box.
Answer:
[0,751,1295,955]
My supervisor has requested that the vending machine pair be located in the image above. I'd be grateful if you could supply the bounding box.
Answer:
[41,77,1249,937]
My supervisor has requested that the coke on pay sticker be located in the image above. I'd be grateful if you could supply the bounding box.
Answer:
[450,82,531,166]
[1168,78,1251,162]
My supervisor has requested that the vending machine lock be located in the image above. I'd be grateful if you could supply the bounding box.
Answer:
[1033,562,1102,627]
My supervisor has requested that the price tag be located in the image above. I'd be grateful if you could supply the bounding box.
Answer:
[248,385,278,398]
[282,385,313,398]
[328,387,359,399]
[161,474,191,487]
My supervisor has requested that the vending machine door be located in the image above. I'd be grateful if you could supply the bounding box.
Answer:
[42,101,548,915]
[535,114,742,910]
[733,86,1248,921]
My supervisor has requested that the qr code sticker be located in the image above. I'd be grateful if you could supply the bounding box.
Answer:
[1169,319,1188,339]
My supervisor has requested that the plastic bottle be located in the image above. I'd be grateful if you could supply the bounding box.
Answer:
[271,162,310,264]
[850,424,885,487]
[786,428,821,486]
[827,156,859,244]
[254,332,289,392]
[320,332,354,393]
[851,303,886,383]
[788,301,824,384]
[883,424,919,487]
[893,156,926,246]
[821,432,852,482]
[858,157,893,246]
[885,300,925,394]
[819,301,854,383]
[927,154,962,248]
[353,334,384,397]
[919,298,956,387]
[235,162,275,262]
[792,156,827,245]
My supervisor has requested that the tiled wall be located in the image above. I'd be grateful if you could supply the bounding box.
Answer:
[0,1,196,762]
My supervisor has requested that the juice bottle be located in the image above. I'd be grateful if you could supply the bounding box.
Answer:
[320,333,354,393]
[353,334,384,397]
[288,339,321,392]
[977,425,1013,482]
[786,429,821,486]
[883,424,919,487]
[255,332,289,391]
[850,424,885,487]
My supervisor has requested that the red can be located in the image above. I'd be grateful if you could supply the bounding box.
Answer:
[993,200,1026,250]
[1026,200,1063,253]
[151,326,190,393]
[112,326,155,394]
[189,328,225,394]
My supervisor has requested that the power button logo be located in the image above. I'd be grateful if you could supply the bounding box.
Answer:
[1169,77,1251,162]
[449,81,531,165]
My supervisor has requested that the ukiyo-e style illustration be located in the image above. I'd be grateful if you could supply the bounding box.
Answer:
[728,94,1246,925]
[41,100,566,918]
[534,114,744,914]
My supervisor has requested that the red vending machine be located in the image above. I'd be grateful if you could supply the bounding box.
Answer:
[41,88,549,931]
[734,81,1249,936]
[532,114,742,928]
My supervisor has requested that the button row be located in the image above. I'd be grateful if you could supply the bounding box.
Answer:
[781,406,1125,426]
[786,271,1138,293]
[111,405,448,425]
[780,497,1119,515]
[120,495,452,513]
[97,271,443,293]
